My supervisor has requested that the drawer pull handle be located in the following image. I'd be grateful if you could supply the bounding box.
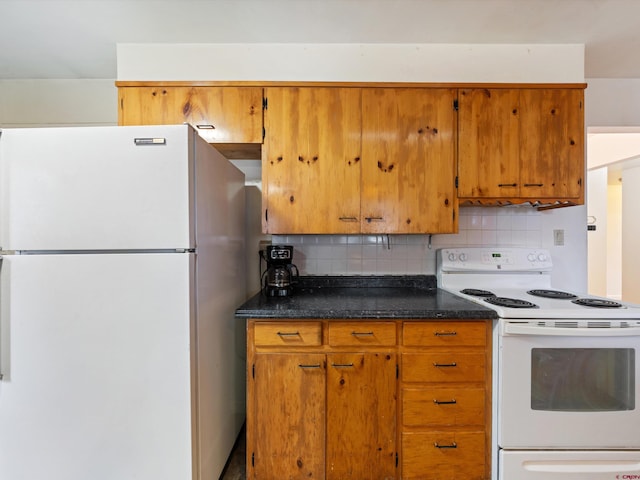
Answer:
[339,216,358,222]
[498,183,517,187]
[434,442,457,449]
[434,399,457,405]
[351,331,374,336]
[524,183,544,187]
[364,216,384,223]
[434,331,457,336]
[331,363,354,368]
[195,124,215,130]
[433,362,457,368]
[277,331,300,337]
[298,364,322,369]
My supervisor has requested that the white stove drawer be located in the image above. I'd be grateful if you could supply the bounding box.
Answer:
[500,450,640,480]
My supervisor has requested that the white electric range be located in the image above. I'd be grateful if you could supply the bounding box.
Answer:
[437,247,640,480]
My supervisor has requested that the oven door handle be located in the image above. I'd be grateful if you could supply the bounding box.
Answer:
[503,324,640,337]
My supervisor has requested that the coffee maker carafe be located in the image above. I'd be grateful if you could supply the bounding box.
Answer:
[261,245,299,297]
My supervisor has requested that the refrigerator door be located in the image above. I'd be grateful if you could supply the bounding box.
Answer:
[0,125,195,251]
[0,253,194,480]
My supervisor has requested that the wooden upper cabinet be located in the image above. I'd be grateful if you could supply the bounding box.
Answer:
[262,87,362,234]
[458,87,585,205]
[457,88,520,198]
[519,89,584,200]
[262,87,458,234]
[118,85,263,158]
[362,88,457,234]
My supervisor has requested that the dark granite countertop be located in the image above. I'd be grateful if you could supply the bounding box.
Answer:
[235,275,497,320]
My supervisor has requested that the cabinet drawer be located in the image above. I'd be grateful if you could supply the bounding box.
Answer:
[403,387,485,427]
[254,322,322,347]
[328,321,396,346]
[402,431,485,479]
[402,353,486,383]
[403,321,486,347]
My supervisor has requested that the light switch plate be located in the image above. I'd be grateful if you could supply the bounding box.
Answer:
[553,229,565,246]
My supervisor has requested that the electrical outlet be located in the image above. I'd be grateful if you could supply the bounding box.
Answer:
[553,229,565,246]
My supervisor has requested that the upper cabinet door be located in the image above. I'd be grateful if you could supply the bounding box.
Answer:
[458,88,520,198]
[361,88,457,234]
[262,87,362,234]
[519,89,584,200]
[118,86,263,143]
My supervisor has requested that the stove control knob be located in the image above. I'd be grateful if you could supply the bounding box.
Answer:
[448,253,457,261]
[527,253,536,262]
[537,253,547,262]
[459,253,468,262]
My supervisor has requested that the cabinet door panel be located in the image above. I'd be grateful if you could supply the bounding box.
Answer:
[263,87,362,234]
[119,86,187,126]
[519,89,584,199]
[327,353,396,480]
[362,88,457,233]
[118,86,263,143]
[458,88,520,198]
[253,354,326,479]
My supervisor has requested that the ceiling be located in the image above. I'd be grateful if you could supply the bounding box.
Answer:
[1,0,640,80]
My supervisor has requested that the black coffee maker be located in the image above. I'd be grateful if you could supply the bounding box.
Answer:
[260,245,299,297]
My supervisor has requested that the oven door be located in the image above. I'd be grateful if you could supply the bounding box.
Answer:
[498,320,640,449]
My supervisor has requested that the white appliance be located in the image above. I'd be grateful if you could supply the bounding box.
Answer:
[0,125,246,480]
[437,247,640,480]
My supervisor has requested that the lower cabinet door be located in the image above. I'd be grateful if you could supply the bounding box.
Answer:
[252,353,326,479]
[402,431,486,480]
[326,353,397,480]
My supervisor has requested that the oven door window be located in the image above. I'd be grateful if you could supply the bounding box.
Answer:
[531,348,635,411]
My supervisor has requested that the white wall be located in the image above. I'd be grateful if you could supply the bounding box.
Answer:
[0,80,117,126]
[587,168,608,296]
[622,166,640,303]
[117,43,584,83]
[585,79,640,127]
[585,79,640,300]
[607,183,622,299]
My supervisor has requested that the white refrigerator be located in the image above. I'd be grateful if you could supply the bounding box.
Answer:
[0,125,247,480]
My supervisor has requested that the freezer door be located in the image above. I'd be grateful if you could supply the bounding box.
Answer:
[0,253,194,480]
[0,125,195,251]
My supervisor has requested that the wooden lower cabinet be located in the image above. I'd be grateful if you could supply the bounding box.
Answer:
[246,319,491,480]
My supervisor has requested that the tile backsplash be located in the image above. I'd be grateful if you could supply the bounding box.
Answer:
[273,206,546,276]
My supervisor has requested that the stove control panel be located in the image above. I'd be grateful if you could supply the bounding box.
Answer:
[438,247,553,272]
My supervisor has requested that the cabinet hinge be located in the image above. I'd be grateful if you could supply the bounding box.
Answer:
[263,97,268,110]
[453,99,459,111]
